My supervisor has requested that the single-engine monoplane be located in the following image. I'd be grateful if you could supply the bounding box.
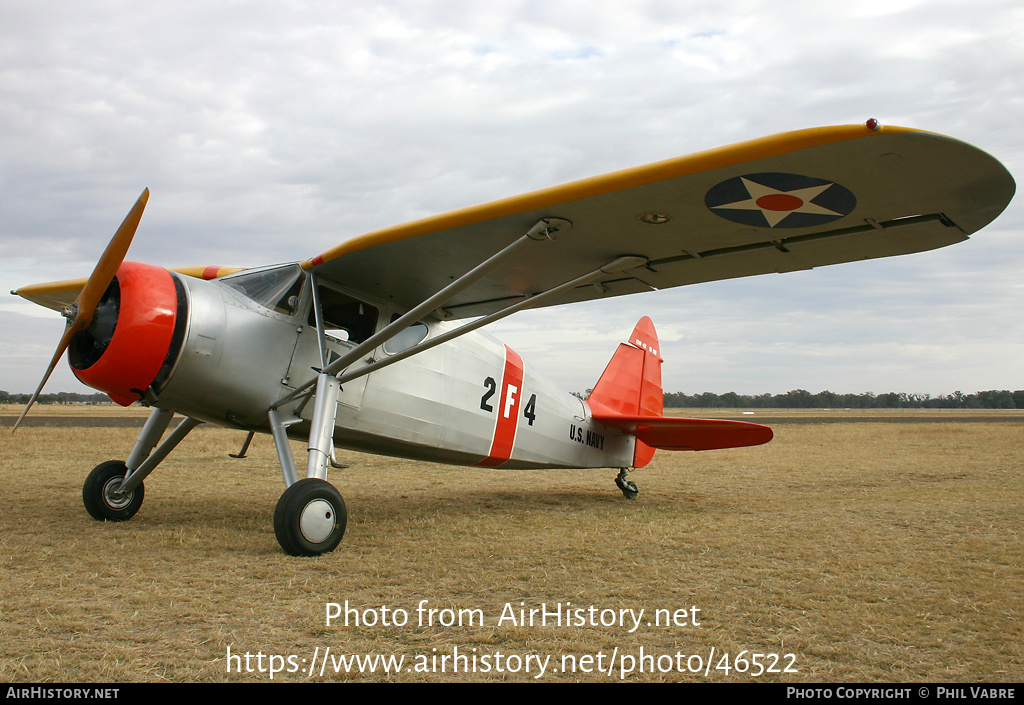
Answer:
[12,121,1014,555]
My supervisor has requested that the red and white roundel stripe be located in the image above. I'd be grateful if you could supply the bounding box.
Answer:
[478,345,524,467]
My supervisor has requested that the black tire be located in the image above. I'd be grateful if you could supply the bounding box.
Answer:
[274,478,347,556]
[82,460,145,521]
[615,474,639,500]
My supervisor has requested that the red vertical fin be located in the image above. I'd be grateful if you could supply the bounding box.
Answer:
[587,316,664,468]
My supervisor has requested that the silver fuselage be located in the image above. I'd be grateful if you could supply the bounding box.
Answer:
[153,267,634,469]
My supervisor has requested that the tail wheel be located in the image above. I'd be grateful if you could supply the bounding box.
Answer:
[615,468,639,500]
[83,460,145,521]
[274,478,347,556]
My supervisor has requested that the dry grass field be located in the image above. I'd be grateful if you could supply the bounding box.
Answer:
[1,405,1021,682]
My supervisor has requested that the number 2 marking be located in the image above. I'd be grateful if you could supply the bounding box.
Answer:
[480,376,496,412]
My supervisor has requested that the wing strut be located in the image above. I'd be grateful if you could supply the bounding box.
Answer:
[333,254,649,387]
[272,217,571,410]
[266,217,577,491]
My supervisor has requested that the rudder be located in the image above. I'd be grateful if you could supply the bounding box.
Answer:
[586,316,663,467]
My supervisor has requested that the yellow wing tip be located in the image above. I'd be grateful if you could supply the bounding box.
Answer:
[13,278,87,312]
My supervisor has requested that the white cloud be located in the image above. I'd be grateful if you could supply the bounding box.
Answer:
[2,0,1022,398]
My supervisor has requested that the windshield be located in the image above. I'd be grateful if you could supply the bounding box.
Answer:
[222,265,305,315]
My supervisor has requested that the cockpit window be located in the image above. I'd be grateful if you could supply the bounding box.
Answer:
[223,265,304,316]
[310,286,379,344]
[383,314,429,354]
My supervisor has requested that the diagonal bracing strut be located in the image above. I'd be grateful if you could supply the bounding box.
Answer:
[272,217,572,411]
[267,217,581,487]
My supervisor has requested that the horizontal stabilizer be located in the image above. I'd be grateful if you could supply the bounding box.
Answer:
[591,414,773,451]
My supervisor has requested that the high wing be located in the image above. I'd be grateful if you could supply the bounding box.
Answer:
[304,123,1015,318]
[15,123,1014,318]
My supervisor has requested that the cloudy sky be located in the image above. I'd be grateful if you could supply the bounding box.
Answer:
[2,0,1022,399]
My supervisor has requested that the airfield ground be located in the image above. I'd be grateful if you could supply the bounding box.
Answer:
[1,404,1021,682]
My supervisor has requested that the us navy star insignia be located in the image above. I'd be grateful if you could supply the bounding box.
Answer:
[713,178,841,227]
[704,172,857,229]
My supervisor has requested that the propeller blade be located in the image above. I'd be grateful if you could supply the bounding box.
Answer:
[12,189,150,432]
[74,188,150,334]
[11,325,80,431]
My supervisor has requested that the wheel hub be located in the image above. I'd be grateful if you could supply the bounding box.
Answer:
[299,499,336,544]
[102,477,133,510]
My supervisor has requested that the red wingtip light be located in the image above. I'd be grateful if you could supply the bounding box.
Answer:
[866,118,881,131]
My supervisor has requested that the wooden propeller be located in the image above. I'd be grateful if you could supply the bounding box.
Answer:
[13,189,150,431]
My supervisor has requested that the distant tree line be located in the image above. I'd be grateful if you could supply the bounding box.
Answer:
[662,389,1024,409]
[570,388,1024,409]
[0,391,112,405]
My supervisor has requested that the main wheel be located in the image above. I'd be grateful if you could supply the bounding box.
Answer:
[83,460,145,521]
[274,478,347,556]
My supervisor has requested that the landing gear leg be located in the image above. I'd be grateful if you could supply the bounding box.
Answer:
[269,372,347,556]
[82,409,200,522]
[615,468,639,499]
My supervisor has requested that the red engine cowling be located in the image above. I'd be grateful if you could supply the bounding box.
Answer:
[69,261,187,405]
